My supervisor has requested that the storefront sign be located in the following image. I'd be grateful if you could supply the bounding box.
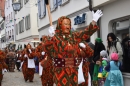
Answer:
[74,13,86,25]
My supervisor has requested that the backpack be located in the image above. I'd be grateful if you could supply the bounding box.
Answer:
[114,40,125,58]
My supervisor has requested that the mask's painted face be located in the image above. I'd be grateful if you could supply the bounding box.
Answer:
[61,19,71,34]
[27,44,31,49]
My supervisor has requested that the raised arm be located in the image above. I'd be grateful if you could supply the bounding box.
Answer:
[74,10,103,41]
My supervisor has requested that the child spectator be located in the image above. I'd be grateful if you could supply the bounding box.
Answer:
[104,53,123,86]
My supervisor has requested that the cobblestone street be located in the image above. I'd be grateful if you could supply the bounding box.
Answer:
[1,69,42,86]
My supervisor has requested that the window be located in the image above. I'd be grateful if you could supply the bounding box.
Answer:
[9,14,10,21]
[24,0,29,4]
[111,19,130,73]
[61,0,70,5]
[1,23,4,30]
[10,30,11,36]
[38,0,41,18]
[11,12,13,19]
[19,21,21,33]
[16,24,19,35]
[38,0,46,18]
[50,0,58,12]
[20,0,23,8]
[57,0,62,6]
[25,14,30,30]
[21,19,24,32]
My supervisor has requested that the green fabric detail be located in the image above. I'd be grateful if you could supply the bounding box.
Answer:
[95,38,102,43]
[93,64,99,81]
[102,60,108,77]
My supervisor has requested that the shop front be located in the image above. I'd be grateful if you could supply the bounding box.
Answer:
[99,0,130,85]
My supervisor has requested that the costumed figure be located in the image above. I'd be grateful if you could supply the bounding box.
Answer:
[0,50,8,86]
[6,51,16,72]
[16,51,22,71]
[21,44,35,82]
[78,42,94,86]
[97,50,109,86]
[43,9,103,86]
[36,36,54,86]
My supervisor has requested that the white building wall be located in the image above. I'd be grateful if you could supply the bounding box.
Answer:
[15,0,39,49]
[5,0,15,43]
[0,20,6,49]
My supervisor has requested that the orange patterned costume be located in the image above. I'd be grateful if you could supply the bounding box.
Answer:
[43,16,98,86]
[78,42,94,86]
[21,44,35,82]
[36,37,54,86]
[0,50,8,85]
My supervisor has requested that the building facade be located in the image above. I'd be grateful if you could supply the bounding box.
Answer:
[4,0,15,48]
[38,0,98,44]
[0,20,6,50]
[0,0,5,49]
[15,0,39,50]
[92,0,130,85]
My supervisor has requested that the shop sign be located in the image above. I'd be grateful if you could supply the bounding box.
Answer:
[74,13,86,25]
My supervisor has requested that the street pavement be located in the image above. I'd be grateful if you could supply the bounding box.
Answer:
[1,69,42,86]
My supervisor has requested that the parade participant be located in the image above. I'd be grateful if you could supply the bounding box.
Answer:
[0,50,8,86]
[36,36,54,86]
[22,44,35,82]
[6,50,16,72]
[16,51,21,71]
[78,42,94,86]
[43,10,103,86]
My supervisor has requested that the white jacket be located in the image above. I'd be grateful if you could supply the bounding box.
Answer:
[108,42,123,62]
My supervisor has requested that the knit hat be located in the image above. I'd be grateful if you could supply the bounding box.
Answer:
[100,50,107,58]
[95,38,102,43]
[110,53,118,61]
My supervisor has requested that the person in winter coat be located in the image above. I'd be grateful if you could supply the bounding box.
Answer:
[107,33,123,64]
[92,38,106,86]
[104,53,123,86]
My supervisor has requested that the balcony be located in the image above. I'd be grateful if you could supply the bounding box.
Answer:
[92,0,117,8]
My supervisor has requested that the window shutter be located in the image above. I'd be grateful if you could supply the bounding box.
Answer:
[57,0,62,6]
[38,0,41,18]
[42,0,46,17]
[28,15,30,29]
[22,19,24,32]
[53,0,58,9]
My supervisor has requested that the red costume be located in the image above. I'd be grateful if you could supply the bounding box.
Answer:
[21,44,35,82]
[0,50,8,86]
[43,16,99,86]
[36,36,54,86]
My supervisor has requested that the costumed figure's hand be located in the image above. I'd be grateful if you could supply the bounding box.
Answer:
[17,54,18,57]
[79,43,86,48]
[28,49,32,53]
[48,26,55,37]
[24,54,27,58]
[41,51,45,55]
[92,10,103,22]
[4,69,7,72]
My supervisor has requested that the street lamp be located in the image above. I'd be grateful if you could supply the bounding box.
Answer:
[12,0,21,11]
